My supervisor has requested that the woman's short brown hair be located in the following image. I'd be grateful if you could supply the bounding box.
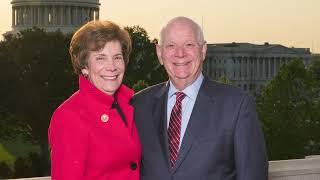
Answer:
[69,20,132,75]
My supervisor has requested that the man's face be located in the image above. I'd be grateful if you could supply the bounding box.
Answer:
[156,21,207,90]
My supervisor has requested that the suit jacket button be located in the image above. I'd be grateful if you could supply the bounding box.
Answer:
[130,162,137,170]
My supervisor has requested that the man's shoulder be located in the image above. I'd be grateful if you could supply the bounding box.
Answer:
[203,77,249,98]
[132,81,167,103]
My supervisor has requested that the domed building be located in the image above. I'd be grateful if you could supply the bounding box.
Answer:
[11,0,100,33]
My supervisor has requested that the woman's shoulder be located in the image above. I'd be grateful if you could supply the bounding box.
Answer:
[51,90,83,121]
[49,90,88,138]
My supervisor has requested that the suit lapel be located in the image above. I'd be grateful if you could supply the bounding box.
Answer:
[173,77,216,172]
[151,82,171,168]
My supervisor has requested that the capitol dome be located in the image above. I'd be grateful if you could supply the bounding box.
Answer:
[11,0,100,33]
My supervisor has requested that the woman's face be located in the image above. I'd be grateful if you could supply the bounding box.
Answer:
[81,40,125,96]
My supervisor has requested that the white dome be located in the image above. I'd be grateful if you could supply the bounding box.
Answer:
[11,0,100,7]
[10,0,100,34]
[12,0,99,3]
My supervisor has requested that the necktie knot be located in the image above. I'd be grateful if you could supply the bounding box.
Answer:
[175,92,186,103]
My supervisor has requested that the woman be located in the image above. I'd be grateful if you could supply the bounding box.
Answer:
[48,20,141,180]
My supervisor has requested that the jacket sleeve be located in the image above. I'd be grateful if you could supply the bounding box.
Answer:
[48,108,89,180]
[234,95,269,180]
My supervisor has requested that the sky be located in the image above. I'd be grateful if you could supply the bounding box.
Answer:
[1,0,320,53]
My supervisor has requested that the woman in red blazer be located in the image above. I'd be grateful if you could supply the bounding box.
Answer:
[48,20,141,180]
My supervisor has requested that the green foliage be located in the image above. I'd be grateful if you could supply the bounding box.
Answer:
[310,59,320,81]
[132,80,149,92]
[124,26,167,87]
[0,28,77,176]
[216,75,232,85]
[0,28,76,145]
[0,106,30,141]
[0,161,13,179]
[257,59,320,160]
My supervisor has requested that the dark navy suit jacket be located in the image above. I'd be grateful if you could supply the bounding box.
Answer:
[132,76,268,180]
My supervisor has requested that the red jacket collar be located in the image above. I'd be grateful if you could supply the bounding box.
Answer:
[78,75,134,108]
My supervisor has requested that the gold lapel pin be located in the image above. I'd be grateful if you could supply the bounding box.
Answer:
[101,114,109,123]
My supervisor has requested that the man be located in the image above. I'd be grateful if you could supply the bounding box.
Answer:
[132,16,268,180]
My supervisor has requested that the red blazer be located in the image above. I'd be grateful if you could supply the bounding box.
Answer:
[49,76,141,180]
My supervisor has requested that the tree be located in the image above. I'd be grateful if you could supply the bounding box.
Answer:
[310,59,320,81]
[0,28,77,175]
[256,59,320,160]
[124,26,167,88]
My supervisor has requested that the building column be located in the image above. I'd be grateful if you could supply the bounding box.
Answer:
[82,7,86,23]
[242,57,246,79]
[89,8,94,20]
[18,7,22,25]
[16,8,19,26]
[52,6,56,25]
[12,7,15,27]
[22,7,26,25]
[277,57,281,73]
[273,57,276,76]
[268,58,272,79]
[256,57,260,80]
[254,58,257,80]
[233,58,237,80]
[60,6,64,25]
[79,7,83,24]
[262,58,266,79]
[30,7,34,26]
[259,57,264,80]
[253,58,257,80]
[95,9,99,20]
[20,7,24,25]
[37,6,41,25]
[67,6,71,25]
[239,57,242,79]
[75,6,78,25]
[21,7,24,25]
[247,57,250,80]
[44,6,48,26]
[86,7,90,22]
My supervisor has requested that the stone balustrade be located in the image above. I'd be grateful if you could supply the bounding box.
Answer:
[6,156,320,180]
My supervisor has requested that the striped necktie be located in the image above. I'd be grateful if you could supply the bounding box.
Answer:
[168,92,186,168]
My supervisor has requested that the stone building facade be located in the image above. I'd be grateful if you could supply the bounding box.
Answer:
[204,43,312,93]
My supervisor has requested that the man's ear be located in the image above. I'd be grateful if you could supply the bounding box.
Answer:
[156,44,164,65]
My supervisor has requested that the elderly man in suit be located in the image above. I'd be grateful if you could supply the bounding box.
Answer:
[132,16,268,180]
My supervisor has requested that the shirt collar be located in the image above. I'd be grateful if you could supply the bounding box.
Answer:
[168,73,204,100]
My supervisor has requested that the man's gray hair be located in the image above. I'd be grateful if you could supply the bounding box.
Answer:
[159,16,205,46]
